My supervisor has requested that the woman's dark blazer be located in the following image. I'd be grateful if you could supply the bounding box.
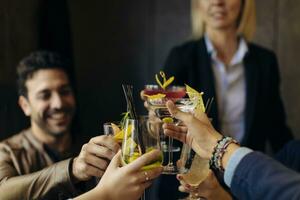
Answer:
[164,37,293,152]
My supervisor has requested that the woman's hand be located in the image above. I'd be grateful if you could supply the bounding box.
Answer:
[163,100,222,159]
[176,170,232,200]
[75,150,163,200]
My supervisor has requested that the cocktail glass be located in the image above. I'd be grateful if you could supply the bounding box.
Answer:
[178,144,209,200]
[144,85,198,174]
[121,116,162,200]
[103,121,120,136]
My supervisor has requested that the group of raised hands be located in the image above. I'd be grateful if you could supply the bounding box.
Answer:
[74,100,237,200]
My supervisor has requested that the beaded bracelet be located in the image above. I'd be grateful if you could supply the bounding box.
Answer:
[209,136,225,169]
[209,136,239,172]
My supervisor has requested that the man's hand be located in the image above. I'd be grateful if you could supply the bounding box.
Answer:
[72,135,120,182]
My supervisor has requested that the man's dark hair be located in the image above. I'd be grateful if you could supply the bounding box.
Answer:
[17,51,71,97]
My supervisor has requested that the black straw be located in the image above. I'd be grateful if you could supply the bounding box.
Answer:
[205,97,214,115]
[122,84,138,119]
[122,84,145,153]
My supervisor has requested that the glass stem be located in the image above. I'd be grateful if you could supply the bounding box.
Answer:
[140,191,146,200]
[189,192,206,200]
[168,136,173,166]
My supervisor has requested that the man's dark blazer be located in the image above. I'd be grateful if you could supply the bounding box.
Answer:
[164,37,293,152]
[153,38,293,200]
[232,150,300,200]
[276,140,300,173]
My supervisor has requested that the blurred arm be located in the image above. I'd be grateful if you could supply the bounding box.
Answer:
[0,155,79,200]
[225,149,300,200]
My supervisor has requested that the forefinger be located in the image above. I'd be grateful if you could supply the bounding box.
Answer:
[166,101,194,126]
[90,135,120,153]
[140,90,147,100]
[163,123,187,143]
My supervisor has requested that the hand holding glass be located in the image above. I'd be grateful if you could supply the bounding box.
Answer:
[121,117,162,200]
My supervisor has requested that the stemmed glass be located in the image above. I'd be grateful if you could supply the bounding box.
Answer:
[178,145,209,200]
[121,116,162,200]
[177,99,214,200]
[144,85,196,174]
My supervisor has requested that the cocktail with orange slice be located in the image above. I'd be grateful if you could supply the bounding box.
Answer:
[103,112,134,145]
[121,116,162,169]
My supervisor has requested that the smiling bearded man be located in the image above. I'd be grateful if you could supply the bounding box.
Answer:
[0,51,119,200]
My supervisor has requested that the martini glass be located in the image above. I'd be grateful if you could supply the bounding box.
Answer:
[144,84,186,99]
[144,85,196,174]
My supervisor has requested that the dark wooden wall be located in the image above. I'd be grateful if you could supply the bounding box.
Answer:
[255,0,300,139]
[0,0,73,139]
[68,0,191,135]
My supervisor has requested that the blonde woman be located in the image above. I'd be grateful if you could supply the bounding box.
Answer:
[160,0,293,199]
[165,0,292,152]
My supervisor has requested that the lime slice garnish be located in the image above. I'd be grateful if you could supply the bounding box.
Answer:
[142,161,162,170]
[162,117,174,123]
[142,151,163,170]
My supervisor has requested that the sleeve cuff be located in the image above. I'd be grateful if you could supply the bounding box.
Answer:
[54,158,80,197]
[224,147,253,187]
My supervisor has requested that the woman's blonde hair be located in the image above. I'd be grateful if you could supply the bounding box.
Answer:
[191,0,256,41]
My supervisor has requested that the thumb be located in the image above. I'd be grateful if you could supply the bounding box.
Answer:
[166,100,192,124]
[140,90,146,100]
[167,100,211,126]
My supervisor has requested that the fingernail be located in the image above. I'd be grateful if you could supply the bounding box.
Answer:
[177,175,183,180]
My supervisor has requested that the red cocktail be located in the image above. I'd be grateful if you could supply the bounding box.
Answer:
[144,85,186,99]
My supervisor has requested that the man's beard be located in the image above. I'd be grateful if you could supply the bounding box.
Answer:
[33,108,74,137]
[35,118,70,137]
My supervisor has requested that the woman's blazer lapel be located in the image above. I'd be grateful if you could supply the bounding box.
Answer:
[242,48,259,145]
[194,38,220,131]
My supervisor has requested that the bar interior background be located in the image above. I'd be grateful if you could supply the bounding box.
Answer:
[0,0,299,141]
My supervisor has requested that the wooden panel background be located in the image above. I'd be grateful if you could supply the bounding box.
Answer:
[255,0,300,139]
[277,0,300,139]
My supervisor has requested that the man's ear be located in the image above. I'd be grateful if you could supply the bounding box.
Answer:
[18,96,31,116]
